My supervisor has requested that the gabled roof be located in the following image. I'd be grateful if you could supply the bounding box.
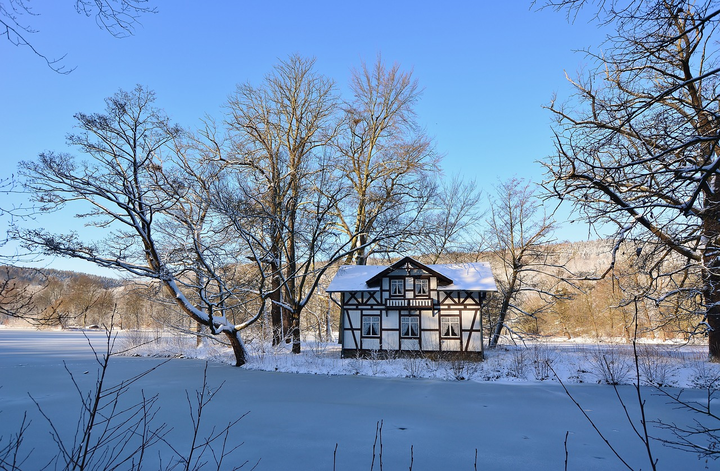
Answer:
[365,256,453,286]
[326,257,497,293]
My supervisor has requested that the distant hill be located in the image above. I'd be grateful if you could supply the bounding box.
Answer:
[0,265,124,289]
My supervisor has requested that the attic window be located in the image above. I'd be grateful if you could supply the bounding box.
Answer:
[415,278,429,296]
[390,279,404,296]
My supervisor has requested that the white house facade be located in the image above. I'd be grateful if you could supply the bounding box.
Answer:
[326,257,497,358]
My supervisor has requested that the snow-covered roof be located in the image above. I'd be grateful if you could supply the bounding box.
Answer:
[326,261,497,292]
[433,262,497,291]
[326,264,386,292]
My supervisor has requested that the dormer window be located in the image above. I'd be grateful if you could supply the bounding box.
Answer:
[415,278,429,296]
[390,279,404,296]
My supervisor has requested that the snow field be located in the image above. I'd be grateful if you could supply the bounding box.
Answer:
[0,329,718,470]
[120,329,716,390]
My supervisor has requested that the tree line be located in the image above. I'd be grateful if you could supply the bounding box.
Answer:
[0,234,706,353]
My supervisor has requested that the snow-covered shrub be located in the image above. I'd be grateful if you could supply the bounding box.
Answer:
[506,347,529,379]
[442,355,481,381]
[401,356,425,378]
[688,357,720,391]
[589,346,633,385]
[116,329,156,355]
[368,350,386,375]
[149,331,196,357]
[530,344,557,381]
[636,344,677,387]
[347,351,365,376]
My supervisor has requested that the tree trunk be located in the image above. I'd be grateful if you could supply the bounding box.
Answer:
[489,270,518,347]
[325,297,333,342]
[270,267,283,346]
[703,174,720,361]
[196,321,203,347]
[706,311,720,362]
[159,279,249,366]
[224,330,247,366]
[282,306,292,344]
[355,234,367,265]
[704,256,720,361]
[290,312,301,354]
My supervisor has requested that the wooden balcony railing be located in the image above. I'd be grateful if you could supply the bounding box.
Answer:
[385,298,433,308]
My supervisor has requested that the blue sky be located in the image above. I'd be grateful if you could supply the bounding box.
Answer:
[1,0,608,275]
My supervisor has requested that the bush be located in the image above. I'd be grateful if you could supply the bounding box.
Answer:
[442,355,481,381]
[636,344,678,387]
[506,347,529,379]
[589,346,633,385]
[530,344,557,381]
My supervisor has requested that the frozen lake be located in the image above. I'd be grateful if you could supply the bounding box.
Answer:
[0,329,714,470]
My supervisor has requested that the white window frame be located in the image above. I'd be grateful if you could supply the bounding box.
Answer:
[362,315,380,337]
[400,316,419,338]
[415,278,429,296]
[390,279,404,296]
[441,317,460,338]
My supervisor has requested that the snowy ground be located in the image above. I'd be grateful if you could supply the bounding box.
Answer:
[0,329,718,470]
[125,329,717,390]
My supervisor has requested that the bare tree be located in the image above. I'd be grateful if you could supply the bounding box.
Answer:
[63,274,115,327]
[222,55,340,351]
[0,177,43,326]
[2,0,156,73]
[334,57,440,265]
[542,0,720,359]
[15,86,265,366]
[220,55,388,354]
[418,175,484,263]
[0,266,40,325]
[152,130,256,347]
[483,177,570,347]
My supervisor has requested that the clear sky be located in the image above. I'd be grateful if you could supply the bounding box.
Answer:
[1,0,608,275]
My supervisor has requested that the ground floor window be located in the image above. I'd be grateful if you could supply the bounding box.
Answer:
[362,315,380,337]
[441,317,460,338]
[401,316,419,338]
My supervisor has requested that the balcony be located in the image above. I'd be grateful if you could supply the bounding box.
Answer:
[386,298,434,308]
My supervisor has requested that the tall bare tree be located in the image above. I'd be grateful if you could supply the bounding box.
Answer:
[543,0,720,359]
[418,175,484,263]
[484,177,569,347]
[223,55,350,353]
[334,57,440,265]
[15,86,266,365]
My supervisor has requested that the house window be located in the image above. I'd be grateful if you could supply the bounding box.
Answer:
[415,278,429,296]
[362,316,380,337]
[390,279,404,296]
[400,316,419,338]
[441,317,460,338]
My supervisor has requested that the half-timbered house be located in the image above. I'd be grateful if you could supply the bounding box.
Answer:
[326,257,497,358]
